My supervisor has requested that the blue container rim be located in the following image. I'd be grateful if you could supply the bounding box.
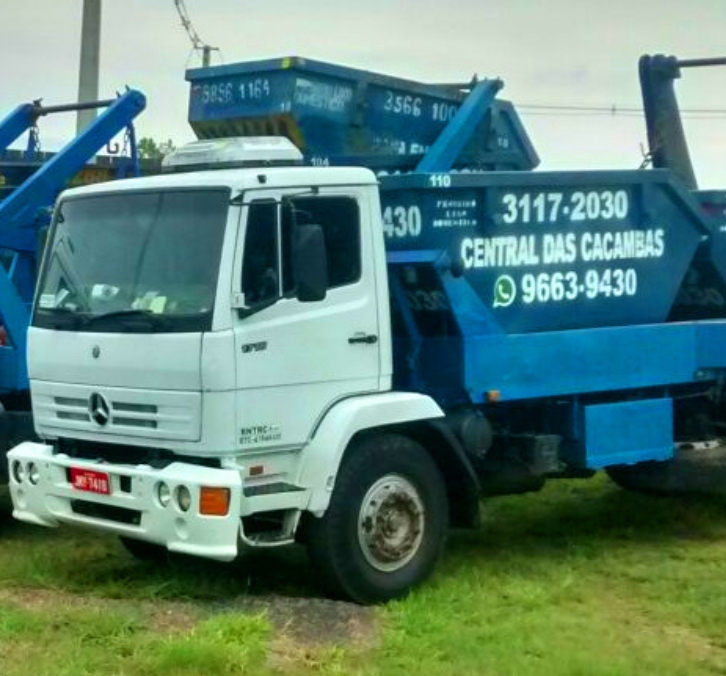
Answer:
[186,55,491,103]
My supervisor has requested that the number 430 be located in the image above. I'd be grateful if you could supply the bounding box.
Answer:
[382,206,423,239]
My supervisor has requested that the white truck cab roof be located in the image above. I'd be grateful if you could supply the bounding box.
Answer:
[61,165,378,201]
[61,136,378,201]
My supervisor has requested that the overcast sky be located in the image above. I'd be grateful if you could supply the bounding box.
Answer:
[2,0,726,186]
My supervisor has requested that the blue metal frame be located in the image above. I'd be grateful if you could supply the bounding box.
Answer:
[0,89,146,393]
[0,90,146,250]
[416,79,502,172]
[464,321,726,403]
[0,104,36,155]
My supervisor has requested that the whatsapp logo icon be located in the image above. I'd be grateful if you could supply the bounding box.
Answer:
[493,275,517,308]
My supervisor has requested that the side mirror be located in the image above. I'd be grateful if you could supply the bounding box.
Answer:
[293,224,328,302]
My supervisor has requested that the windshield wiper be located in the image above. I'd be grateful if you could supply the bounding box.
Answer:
[84,309,170,330]
[36,306,85,329]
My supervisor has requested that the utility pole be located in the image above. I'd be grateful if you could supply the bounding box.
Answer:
[76,0,102,134]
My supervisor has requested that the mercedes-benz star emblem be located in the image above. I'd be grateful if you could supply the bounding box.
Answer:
[89,393,110,427]
[92,345,100,359]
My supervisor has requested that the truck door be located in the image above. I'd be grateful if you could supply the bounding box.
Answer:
[233,187,381,452]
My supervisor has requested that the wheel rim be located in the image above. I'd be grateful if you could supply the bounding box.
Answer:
[357,474,425,572]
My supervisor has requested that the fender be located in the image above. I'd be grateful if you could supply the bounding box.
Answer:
[298,391,444,514]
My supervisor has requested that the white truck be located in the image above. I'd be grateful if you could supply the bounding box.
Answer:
[8,138,456,603]
[11,54,726,605]
[9,122,726,604]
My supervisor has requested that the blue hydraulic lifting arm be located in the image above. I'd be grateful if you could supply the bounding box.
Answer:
[0,89,146,251]
[416,79,503,173]
[0,89,146,392]
[0,103,37,155]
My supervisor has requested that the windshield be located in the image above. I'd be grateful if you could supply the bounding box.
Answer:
[33,188,229,333]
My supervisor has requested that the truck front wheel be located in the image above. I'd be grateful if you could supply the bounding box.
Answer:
[306,433,448,604]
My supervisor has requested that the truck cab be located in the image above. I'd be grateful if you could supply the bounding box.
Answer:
[10,137,451,602]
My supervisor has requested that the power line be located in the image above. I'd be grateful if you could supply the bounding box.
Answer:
[519,103,726,114]
[517,102,726,120]
[173,0,220,67]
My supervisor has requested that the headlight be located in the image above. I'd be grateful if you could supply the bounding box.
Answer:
[156,482,171,507]
[27,462,39,485]
[11,460,24,484]
[175,485,192,512]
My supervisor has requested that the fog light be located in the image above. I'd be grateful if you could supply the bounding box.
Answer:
[27,462,39,485]
[156,482,171,507]
[11,460,24,484]
[175,485,192,512]
[199,486,231,516]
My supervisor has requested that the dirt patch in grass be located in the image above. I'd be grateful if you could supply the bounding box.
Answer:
[0,585,377,648]
[222,595,376,647]
[0,586,200,633]
[233,597,378,673]
[596,587,726,667]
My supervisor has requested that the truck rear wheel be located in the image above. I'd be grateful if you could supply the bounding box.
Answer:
[306,433,448,604]
[607,446,726,496]
[605,463,670,494]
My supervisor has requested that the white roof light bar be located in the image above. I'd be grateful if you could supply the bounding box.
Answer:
[162,136,304,173]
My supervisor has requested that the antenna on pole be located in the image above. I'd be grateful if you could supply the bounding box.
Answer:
[173,0,220,67]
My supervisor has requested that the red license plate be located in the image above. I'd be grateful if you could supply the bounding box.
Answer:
[70,467,111,495]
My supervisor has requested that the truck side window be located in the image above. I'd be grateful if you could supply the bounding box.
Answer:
[242,200,279,305]
[288,196,361,289]
[243,196,361,306]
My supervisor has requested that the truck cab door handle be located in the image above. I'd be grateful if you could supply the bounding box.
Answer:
[348,333,378,345]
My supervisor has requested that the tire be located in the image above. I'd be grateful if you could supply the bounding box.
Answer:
[607,448,726,496]
[606,463,670,494]
[119,536,170,562]
[306,433,448,604]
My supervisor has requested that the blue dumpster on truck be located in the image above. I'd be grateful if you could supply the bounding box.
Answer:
[186,56,538,172]
[185,55,726,486]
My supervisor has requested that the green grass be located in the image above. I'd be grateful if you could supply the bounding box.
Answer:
[4,475,726,674]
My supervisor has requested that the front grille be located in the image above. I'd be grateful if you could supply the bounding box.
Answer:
[57,411,89,422]
[34,384,201,442]
[58,438,177,467]
[113,417,157,429]
[52,396,159,429]
[71,499,141,525]
[55,397,87,408]
[55,396,90,422]
[113,402,157,414]
[56,438,221,470]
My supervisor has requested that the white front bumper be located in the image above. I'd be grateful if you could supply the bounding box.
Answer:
[7,442,243,561]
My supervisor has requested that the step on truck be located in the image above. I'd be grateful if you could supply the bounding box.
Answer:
[8,56,726,603]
